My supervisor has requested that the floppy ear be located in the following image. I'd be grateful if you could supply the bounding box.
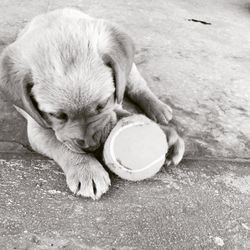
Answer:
[0,47,50,128]
[101,23,135,104]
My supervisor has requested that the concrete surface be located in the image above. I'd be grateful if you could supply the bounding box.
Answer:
[1,159,250,249]
[0,0,250,249]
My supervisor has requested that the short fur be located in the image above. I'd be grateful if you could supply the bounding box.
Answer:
[0,8,184,200]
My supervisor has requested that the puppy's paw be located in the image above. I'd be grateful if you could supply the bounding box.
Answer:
[144,99,173,125]
[160,126,185,166]
[66,159,111,200]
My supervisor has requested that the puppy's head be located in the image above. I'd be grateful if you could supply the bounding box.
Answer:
[32,60,119,153]
[1,18,134,153]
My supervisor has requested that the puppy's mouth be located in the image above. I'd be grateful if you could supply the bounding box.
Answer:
[64,140,101,154]
[83,145,100,153]
[63,142,86,154]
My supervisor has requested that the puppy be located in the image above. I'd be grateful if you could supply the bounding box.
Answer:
[0,8,184,199]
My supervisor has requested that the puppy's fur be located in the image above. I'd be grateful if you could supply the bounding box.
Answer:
[0,8,184,199]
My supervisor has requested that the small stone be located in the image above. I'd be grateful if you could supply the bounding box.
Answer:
[48,190,61,194]
[214,236,224,246]
[242,223,249,230]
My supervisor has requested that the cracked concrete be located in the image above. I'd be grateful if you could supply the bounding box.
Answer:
[0,0,250,249]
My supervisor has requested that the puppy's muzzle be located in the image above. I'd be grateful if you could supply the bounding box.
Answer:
[71,108,131,153]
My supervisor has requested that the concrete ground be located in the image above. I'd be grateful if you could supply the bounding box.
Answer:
[0,0,250,249]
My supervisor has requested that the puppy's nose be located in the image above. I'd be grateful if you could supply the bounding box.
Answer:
[75,139,88,149]
[74,138,99,152]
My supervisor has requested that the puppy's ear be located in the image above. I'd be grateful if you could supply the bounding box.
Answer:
[0,47,50,128]
[21,74,50,128]
[101,23,135,104]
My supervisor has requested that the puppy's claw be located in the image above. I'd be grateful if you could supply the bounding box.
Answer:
[66,161,110,200]
[144,100,173,125]
[103,176,111,186]
[73,182,81,196]
[165,159,172,167]
[161,126,185,167]
[171,137,185,166]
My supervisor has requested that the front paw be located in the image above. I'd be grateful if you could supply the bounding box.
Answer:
[160,126,185,166]
[66,158,111,200]
[144,99,173,125]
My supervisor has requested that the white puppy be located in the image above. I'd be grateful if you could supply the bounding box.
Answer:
[0,8,184,200]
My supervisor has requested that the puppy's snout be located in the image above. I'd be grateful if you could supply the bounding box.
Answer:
[74,138,99,152]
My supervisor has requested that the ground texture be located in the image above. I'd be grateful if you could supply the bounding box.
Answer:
[0,0,250,249]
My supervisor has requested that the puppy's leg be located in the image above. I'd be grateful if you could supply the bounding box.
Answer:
[127,63,173,125]
[26,114,110,200]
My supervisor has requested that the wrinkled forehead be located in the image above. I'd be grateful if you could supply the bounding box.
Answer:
[33,76,115,114]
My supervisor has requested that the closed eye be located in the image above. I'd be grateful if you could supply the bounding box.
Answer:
[96,101,109,112]
[96,95,114,113]
[48,112,68,121]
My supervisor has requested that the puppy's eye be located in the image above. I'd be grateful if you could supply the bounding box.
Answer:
[48,112,68,121]
[96,98,110,112]
[96,103,105,112]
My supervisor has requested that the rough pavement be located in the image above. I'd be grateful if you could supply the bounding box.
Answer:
[0,0,250,249]
[1,159,250,249]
